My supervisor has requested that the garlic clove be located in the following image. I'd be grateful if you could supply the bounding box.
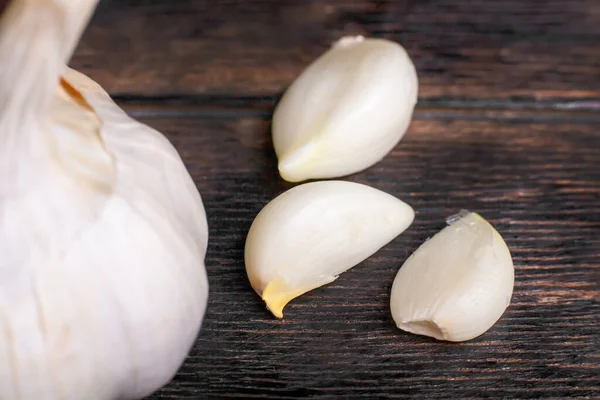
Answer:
[390,211,514,342]
[245,181,414,318]
[272,36,418,182]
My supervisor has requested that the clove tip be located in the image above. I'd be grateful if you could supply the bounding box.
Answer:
[261,278,296,319]
[334,35,366,48]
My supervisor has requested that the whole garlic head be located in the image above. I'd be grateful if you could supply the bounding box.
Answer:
[390,211,514,342]
[272,36,418,182]
[0,1,208,399]
[245,181,414,318]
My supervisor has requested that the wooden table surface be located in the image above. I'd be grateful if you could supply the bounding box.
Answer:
[74,1,599,398]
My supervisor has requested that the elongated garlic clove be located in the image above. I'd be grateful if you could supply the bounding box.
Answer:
[272,36,418,182]
[390,211,514,342]
[245,181,414,318]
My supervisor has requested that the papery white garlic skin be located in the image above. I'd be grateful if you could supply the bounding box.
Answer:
[390,211,514,342]
[0,1,208,399]
[272,36,418,182]
[245,181,414,318]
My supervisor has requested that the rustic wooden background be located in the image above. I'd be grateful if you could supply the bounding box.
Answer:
[72,0,599,398]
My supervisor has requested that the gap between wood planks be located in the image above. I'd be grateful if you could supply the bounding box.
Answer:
[114,95,600,122]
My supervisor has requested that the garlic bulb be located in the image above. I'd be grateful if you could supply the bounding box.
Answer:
[245,181,414,318]
[0,1,208,399]
[272,36,418,182]
[390,211,514,342]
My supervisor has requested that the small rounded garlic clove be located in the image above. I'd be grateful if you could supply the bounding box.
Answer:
[390,211,514,342]
[245,181,414,318]
[272,36,418,182]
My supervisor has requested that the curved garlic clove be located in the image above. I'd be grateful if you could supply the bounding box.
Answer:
[390,211,514,342]
[245,181,414,318]
[272,36,418,182]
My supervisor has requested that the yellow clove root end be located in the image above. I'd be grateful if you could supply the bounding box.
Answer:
[261,278,304,319]
[261,275,338,319]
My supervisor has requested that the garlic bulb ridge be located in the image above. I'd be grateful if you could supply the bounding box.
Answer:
[0,1,209,399]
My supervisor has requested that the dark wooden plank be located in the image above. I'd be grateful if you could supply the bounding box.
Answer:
[72,0,600,104]
[133,112,600,398]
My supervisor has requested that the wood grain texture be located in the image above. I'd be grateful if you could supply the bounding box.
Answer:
[73,0,600,104]
[57,0,600,397]
[136,113,600,399]
[0,0,596,397]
